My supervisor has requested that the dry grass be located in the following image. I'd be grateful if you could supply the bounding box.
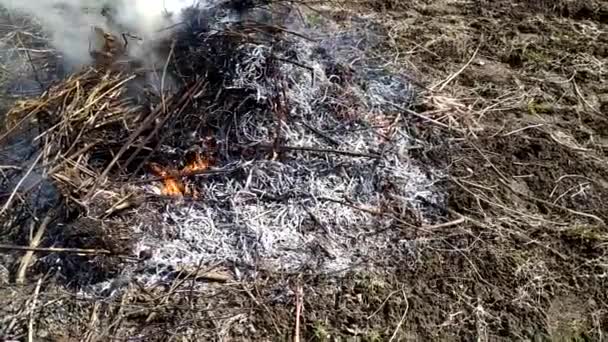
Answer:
[375,0,607,339]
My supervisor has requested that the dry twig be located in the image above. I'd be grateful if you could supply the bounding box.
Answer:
[294,285,303,342]
[2,244,111,255]
[16,216,51,284]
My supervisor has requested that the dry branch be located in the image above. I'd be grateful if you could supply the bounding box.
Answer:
[16,215,51,284]
[1,244,111,255]
[254,143,382,159]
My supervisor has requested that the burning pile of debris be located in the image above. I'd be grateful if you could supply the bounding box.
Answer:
[1,0,444,288]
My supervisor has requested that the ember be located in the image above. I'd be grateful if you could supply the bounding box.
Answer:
[183,151,212,175]
[148,151,212,196]
[148,163,184,196]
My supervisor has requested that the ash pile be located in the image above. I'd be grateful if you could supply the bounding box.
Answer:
[1,0,445,289]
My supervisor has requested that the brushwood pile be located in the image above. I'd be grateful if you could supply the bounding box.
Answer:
[0,0,444,289]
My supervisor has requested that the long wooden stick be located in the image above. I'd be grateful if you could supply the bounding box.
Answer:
[2,244,110,255]
[294,285,303,342]
[16,216,51,284]
[254,144,381,159]
[422,217,466,230]
[28,278,42,342]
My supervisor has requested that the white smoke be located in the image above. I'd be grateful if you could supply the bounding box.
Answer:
[0,0,197,66]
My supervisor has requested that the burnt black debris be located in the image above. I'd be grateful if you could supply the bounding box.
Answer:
[0,0,432,289]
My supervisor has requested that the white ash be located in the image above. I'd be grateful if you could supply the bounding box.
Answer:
[124,7,445,283]
[135,141,442,277]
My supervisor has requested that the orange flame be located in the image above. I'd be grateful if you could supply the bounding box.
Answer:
[149,151,212,197]
[149,163,184,197]
[183,151,212,174]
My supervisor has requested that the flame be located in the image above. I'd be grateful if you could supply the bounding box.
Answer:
[149,151,212,197]
[183,151,211,174]
[149,163,185,197]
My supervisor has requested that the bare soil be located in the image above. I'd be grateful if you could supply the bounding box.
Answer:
[1,0,607,340]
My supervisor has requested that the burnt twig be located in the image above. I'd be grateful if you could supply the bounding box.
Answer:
[252,143,381,159]
[302,122,340,146]
[129,167,239,184]
[2,244,111,255]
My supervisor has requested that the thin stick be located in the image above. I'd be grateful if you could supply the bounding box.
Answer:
[160,40,175,113]
[243,20,317,42]
[503,124,544,137]
[470,143,509,183]
[254,144,381,159]
[302,122,340,146]
[28,278,42,342]
[84,104,166,199]
[124,79,204,176]
[274,56,313,73]
[367,290,400,320]
[422,217,466,230]
[435,40,481,92]
[387,99,455,130]
[294,285,303,342]
[16,216,51,284]
[0,153,43,216]
[48,142,97,174]
[403,108,451,129]
[101,193,136,219]
[174,270,231,283]
[388,290,409,342]
[129,167,238,184]
[573,79,601,115]
[0,165,22,171]
[1,244,111,255]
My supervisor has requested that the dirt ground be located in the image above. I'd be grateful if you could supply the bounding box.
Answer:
[1,0,607,340]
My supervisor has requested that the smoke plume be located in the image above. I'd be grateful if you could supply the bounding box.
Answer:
[0,0,196,66]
